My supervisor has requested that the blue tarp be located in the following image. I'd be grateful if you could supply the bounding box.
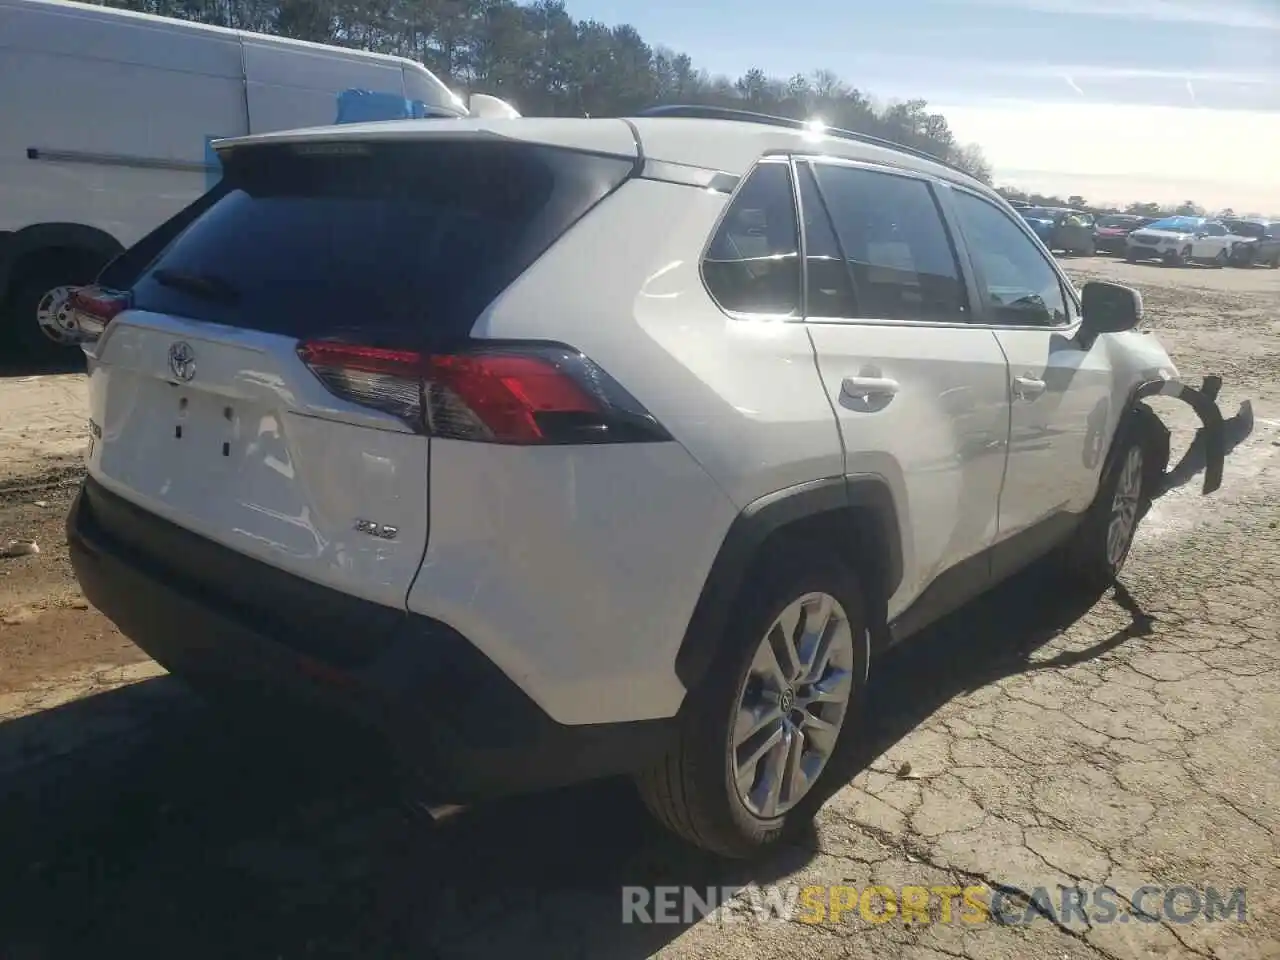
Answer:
[334,89,459,124]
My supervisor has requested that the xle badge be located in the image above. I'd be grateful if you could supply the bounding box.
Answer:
[355,519,398,541]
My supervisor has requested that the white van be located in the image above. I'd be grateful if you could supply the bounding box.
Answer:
[0,0,517,356]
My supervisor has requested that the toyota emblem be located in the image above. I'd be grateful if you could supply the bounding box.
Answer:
[168,341,196,381]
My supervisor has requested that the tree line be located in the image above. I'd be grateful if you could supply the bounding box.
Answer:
[97,0,993,181]
[996,189,1267,221]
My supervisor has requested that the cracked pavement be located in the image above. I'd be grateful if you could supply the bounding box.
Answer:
[0,258,1277,958]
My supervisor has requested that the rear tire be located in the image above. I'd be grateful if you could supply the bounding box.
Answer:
[636,552,868,859]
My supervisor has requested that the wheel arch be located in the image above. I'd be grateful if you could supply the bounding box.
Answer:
[674,475,903,692]
[0,222,124,302]
[1098,382,1173,485]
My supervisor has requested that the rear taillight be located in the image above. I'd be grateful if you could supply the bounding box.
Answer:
[297,340,670,445]
[296,341,426,423]
[68,286,131,341]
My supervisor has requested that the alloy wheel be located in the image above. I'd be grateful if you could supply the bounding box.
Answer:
[731,592,855,819]
[1106,446,1144,571]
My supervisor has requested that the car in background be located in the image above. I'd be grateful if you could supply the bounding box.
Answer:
[1018,207,1095,255]
[1221,219,1280,268]
[1017,206,1055,243]
[1125,217,1235,266]
[1093,214,1150,255]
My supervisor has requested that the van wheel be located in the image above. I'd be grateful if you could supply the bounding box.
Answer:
[636,554,868,859]
[3,259,99,362]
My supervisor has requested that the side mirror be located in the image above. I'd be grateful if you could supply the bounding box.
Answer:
[1079,281,1141,346]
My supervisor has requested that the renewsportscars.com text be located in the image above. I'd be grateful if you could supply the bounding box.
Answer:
[621,883,1247,926]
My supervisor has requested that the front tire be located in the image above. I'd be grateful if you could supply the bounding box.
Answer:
[1063,415,1162,592]
[637,553,868,859]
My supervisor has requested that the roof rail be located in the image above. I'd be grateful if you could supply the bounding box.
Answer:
[632,104,970,177]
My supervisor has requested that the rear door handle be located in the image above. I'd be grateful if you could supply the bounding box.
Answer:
[1013,375,1046,400]
[841,376,900,400]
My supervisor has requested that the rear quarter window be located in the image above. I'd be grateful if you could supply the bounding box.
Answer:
[702,161,802,317]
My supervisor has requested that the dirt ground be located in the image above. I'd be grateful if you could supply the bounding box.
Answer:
[0,257,1277,959]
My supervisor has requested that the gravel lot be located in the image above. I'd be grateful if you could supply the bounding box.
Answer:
[0,257,1277,959]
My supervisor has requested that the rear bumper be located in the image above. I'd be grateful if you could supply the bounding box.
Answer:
[1095,235,1129,253]
[67,477,675,802]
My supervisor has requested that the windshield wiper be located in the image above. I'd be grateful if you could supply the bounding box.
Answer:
[152,268,240,305]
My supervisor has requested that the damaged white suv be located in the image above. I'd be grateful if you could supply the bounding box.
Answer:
[65,106,1229,858]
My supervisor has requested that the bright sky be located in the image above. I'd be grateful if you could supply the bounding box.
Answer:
[566,0,1280,214]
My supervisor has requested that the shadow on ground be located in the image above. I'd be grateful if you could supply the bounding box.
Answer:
[0,348,85,379]
[0,565,1150,959]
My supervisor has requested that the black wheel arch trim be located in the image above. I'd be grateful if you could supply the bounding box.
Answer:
[674,475,902,691]
[1109,375,1227,497]
[0,222,124,301]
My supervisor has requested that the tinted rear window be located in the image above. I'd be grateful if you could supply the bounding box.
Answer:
[129,140,633,344]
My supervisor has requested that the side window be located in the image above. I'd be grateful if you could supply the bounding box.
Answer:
[1204,222,1226,237]
[806,162,967,322]
[703,162,801,316]
[950,190,1070,327]
[797,163,857,318]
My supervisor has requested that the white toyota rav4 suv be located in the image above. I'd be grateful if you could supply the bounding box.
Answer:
[65,106,1228,858]
[1125,216,1238,266]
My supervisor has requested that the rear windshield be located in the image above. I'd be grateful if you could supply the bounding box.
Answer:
[128,140,634,344]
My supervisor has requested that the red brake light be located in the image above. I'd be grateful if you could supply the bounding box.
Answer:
[426,353,600,442]
[297,340,669,444]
